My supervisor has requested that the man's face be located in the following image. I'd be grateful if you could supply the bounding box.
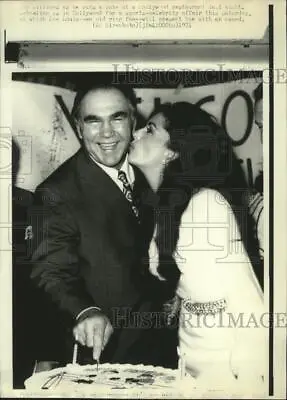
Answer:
[254,98,263,142]
[76,88,135,169]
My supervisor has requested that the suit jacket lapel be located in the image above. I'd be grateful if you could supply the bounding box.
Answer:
[76,150,139,222]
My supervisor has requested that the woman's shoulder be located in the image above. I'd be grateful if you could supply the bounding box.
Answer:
[192,187,224,199]
[181,187,233,223]
[187,187,231,208]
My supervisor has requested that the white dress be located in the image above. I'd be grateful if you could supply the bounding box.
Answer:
[149,188,266,387]
[245,190,264,259]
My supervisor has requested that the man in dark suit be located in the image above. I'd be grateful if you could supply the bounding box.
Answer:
[30,83,177,367]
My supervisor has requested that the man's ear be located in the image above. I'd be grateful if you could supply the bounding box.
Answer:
[131,115,137,134]
[75,120,83,140]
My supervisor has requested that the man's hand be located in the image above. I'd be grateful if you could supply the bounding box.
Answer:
[73,310,113,360]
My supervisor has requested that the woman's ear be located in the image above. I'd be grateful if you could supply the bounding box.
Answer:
[165,149,179,163]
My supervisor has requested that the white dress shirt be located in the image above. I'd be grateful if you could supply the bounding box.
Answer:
[94,155,135,190]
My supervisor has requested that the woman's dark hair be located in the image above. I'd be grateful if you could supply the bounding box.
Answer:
[253,82,263,103]
[141,102,261,296]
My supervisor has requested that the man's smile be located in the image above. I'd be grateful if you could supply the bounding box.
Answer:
[98,142,119,152]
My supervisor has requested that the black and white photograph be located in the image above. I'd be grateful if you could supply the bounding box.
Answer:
[0,0,286,398]
[11,70,266,394]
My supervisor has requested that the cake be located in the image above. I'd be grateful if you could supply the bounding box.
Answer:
[24,362,189,395]
[24,362,266,397]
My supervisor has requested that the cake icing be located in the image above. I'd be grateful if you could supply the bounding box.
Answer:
[24,362,184,395]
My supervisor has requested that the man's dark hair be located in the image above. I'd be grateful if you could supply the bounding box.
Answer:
[253,83,263,103]
[71,83,138,120]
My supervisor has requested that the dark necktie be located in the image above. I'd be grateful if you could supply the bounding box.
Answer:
[118,170,139,218]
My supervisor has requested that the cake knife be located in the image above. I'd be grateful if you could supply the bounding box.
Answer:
[72,342,78,364]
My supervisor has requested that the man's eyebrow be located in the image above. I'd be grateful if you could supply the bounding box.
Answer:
[111,111,129,118]
[83,111,129,122]
[83,114,101,122]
